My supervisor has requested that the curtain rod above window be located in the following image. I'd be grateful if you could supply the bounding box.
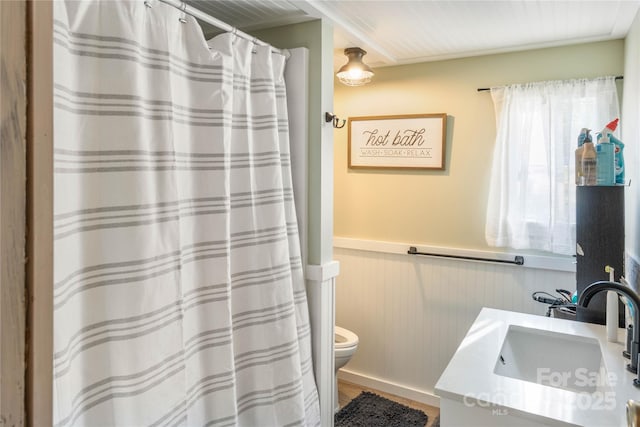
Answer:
[477,75,624,92]
[153,0,285,55]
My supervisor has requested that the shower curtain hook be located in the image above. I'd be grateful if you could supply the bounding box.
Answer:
[144,0,152,8]
[178,1,187,23]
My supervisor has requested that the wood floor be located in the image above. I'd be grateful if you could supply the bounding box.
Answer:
[337,379,440,427]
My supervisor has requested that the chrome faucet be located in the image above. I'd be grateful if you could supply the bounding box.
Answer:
[578,281,640,374]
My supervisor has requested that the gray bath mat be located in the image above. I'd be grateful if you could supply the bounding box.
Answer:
[335,391,428,427]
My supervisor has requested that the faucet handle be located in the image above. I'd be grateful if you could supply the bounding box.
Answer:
[628,399,640,427]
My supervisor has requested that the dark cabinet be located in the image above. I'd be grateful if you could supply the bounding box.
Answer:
[575,186,625,326]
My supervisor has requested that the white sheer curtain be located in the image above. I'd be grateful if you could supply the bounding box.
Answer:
[53,1,319,425]
[486,77,619,255]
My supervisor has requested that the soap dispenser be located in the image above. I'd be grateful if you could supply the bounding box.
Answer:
[581,131,596,186]
[575,128,589,185]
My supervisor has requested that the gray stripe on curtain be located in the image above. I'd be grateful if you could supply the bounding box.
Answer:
[55,100,289,129]
[54,231,300,293]
[53,193,292,238]
[52,19,227,71]
[54,148,282,158]
[54,232,293,308]
[54,84,228,113]
[55,293,304,378]
[236,379,304,413]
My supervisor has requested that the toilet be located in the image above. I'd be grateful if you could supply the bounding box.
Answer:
[334,326,359,411]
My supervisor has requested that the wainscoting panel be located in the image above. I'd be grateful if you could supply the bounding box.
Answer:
[334,244,575,404]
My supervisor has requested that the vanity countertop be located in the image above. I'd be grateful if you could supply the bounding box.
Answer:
[435,308,640,426]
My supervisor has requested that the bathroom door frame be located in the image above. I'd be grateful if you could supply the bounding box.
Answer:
[26,0,55,425]
[0,1,27,424]
[0,1,53,425]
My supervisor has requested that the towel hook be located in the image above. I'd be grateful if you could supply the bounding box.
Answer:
[325,112,346,129]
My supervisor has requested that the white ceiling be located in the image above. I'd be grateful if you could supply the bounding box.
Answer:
[186,0,640,70]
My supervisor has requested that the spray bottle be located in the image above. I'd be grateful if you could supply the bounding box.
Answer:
[610,133,625,185]
[581,131,597,186]
[602,118,625,185]
[609,135,624,185]
[596,119,617,186]
[575,128,589,185]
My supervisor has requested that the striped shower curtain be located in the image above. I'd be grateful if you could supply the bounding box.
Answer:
[53,1,320,426]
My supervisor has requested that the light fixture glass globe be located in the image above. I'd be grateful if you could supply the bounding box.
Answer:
[336,47,374,86]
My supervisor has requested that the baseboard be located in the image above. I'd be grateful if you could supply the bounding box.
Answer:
[337,368,441,408]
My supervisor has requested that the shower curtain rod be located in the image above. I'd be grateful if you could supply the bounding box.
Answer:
[155,0,285,55]
[477,75,624,92]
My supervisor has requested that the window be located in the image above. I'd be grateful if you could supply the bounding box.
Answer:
[485,77,620,255]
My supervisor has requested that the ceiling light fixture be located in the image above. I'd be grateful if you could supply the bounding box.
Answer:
[336,47,374,86]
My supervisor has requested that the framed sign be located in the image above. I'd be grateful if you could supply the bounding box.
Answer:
[348,114,447,170]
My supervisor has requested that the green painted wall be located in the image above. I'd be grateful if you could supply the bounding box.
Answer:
[334,40,625,252]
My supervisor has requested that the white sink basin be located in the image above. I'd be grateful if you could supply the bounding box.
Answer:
[494,325,607,393]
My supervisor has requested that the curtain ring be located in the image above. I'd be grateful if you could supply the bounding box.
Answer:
[178,1,187,23]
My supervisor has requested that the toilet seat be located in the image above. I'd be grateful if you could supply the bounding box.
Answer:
[333,326,359,413]
[335,326,359,349]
